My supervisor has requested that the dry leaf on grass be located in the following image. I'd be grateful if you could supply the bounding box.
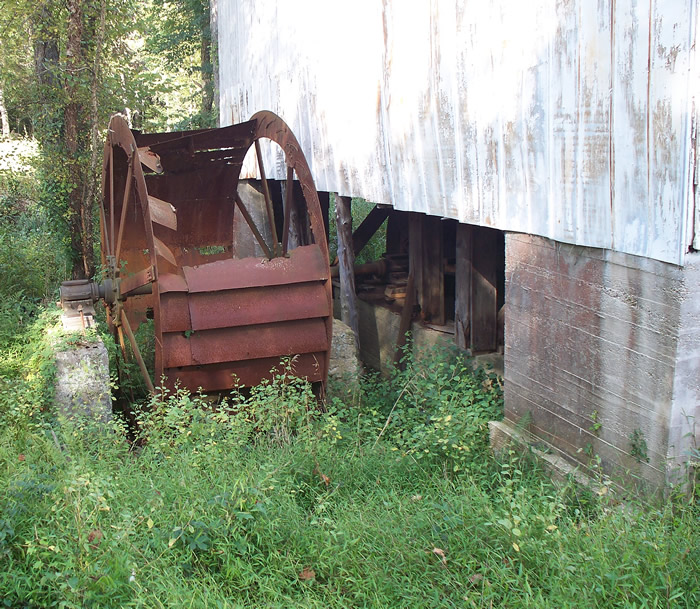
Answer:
[299,567,316,581]
[88,529,103,549]
[432,547,447,564]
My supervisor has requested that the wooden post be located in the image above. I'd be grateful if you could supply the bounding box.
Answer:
[455,223,472,350]
[409,212,445,324]
[336,195,360,352]
[421,215,445,325]
[471,227,499,352]
[319,191,330,246]
[280,179,311,249]
[386,210,408,255]
[408,212,424,313]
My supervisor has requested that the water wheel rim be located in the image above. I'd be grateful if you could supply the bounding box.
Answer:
[101,115,161,393]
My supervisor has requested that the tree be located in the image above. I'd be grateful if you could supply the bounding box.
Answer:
[0,87,9,136]
[27,0,140,278]
[145,0,215,129]
[1,0,216,279]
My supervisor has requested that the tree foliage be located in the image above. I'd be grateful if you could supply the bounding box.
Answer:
[0,0,215,280]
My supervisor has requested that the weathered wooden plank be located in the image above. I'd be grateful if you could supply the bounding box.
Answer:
[470,227,498,352]
[612,0,652,258]
[217,0,697,265]
[645,0,694,263]
[386,210,408,255]
[455,223,472,350]
[408,213,445,324]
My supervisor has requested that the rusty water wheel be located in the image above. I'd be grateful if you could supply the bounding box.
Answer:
[100,112,332,397]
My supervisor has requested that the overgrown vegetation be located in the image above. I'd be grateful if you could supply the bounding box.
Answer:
[0,0,216,279]
[0,298,698,607]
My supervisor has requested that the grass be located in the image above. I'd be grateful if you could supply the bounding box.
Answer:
[0,316,697,608]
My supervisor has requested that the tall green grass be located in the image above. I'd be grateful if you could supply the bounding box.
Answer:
[0,338,697,608]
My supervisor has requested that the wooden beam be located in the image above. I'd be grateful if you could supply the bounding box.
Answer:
[421,215,445,325]
[352,205,390,256]
[471,227,499,352]
[281,179,311,249]
[455,223,472,350]
[408,213,424,313]
[335,195,360,351]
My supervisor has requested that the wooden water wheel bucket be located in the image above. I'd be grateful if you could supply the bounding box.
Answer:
[74,112,332,394]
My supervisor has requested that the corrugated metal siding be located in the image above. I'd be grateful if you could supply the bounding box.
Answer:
[218,0,698,265]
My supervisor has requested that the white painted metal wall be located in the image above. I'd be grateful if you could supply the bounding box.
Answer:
[218,0,698,265]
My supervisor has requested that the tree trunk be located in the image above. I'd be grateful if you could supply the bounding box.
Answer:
[209,0,219,124]
[336,195,360,352]
[0,85,9,136]
[65,0,90,279]
[80,0,107,280]
[33,4,60,99]
[201,24,214,117]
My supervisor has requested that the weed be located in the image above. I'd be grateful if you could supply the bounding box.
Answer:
[629,428,650,463]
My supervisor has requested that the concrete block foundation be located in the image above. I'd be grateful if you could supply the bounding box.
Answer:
[54,339,112,423]
[504,234,699,494]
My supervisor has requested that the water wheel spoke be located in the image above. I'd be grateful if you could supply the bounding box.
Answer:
[120,309,155,394]
[116,322,127,361]
[119,265,155,297]
[99,202,110,264]
[109,144,115,257]
[254,139,280,256]
[234,193,273,259]
[282,165,294,256]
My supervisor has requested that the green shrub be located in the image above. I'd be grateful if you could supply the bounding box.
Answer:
[330,344,504,472]
[0,168,70,348]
